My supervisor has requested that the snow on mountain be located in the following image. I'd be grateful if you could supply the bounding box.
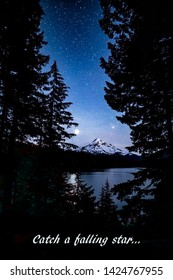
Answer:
[76,138,128,155]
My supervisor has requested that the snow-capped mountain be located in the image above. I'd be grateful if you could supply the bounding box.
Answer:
[76,138,128,155]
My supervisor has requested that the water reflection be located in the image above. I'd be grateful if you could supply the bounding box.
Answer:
[68,168,141,208]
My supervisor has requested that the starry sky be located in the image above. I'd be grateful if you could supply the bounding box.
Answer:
[41,0,131,150]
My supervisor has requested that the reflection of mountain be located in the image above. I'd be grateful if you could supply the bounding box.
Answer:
[76,138,131,156]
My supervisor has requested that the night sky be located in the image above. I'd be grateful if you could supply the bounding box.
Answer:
[41,0,131,150]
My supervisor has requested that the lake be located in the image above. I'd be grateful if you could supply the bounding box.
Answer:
[68,167,141,208]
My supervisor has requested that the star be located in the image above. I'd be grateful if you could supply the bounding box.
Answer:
[40,0,131,148]
[74,129,80,135]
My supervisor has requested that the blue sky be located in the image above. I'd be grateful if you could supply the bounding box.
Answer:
[41,0,131,149]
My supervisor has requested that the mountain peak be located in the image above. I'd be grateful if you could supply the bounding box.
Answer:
[92,138,101,143]
[78,138,126,155]
[92,138,105,145]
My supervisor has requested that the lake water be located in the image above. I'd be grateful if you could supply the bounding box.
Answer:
[68,168,141,208]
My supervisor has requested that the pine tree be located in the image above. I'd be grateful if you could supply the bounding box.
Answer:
[0,0,49,154]
[37,168,75,218]
[36,76,50,148]
[74,173,96,218]
[97,179,117,225]
[99,0,173,157]
[43,61,78,149]
[99,0,173,231]
[0,0,49,214]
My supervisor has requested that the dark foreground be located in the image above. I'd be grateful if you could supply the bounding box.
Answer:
[1,215,172,260]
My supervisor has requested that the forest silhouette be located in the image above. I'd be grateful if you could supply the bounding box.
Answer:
[0,0,173,259]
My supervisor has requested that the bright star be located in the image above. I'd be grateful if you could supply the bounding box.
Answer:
[74,129,80,135]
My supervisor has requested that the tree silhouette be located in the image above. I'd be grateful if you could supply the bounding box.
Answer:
[74,173,96,218]
[99,0,173,157]
[97,179,118,229]
[0,0,49,214]
[99,0,173,233]
[0,0,49,154]
[43,61,78,149]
